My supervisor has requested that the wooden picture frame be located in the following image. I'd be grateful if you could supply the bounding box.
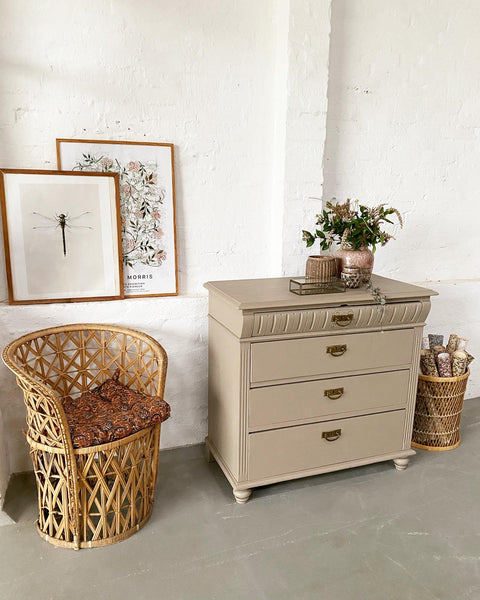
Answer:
[0,169,123,305]
[56,139,178,298]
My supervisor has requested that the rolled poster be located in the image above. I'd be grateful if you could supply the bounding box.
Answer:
[420,349,439,376]
[446,334,459,354]
[428,334,444,351]
[433,345,445,361]
[452,350,468,377]
[437,352,453,377]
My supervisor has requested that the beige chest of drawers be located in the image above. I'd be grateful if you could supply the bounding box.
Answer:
[204,275,436,503]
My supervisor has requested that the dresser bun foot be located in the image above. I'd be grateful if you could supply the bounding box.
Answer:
[393,457,410,471]
[233,488,252,504]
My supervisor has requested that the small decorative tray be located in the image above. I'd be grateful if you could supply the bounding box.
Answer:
[289,276,346,295]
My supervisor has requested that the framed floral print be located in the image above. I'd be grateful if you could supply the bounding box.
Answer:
[57,139,178,298]
[0,169,123,305]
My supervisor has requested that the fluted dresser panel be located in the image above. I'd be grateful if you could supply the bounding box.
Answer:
[251,301,424,337]
[204,275,437,503]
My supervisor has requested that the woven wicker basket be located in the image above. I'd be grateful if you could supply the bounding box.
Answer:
[412,369,469,451]
[2,324,167,549]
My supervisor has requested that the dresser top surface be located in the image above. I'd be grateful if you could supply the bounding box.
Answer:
[204,274,437,311]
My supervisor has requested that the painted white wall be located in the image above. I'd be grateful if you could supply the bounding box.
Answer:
[278,0,332,276]
[322,0,480,396]
[0,1,332,502]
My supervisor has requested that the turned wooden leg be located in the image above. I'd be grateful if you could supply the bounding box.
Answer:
[393,457,410,471]
[205,438,215,463]
[233,488,252,504]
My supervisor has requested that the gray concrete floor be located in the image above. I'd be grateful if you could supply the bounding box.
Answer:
[1,401,480,600]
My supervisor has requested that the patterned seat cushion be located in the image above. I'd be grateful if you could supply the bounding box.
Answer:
[63,369,170,449]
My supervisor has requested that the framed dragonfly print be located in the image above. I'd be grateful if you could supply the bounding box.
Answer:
[0,169,123,305]
[57,139,178,298]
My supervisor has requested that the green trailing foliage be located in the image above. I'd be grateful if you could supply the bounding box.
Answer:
[302,199,403,253]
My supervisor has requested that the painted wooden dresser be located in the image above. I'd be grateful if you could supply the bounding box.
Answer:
[204,275,437,503]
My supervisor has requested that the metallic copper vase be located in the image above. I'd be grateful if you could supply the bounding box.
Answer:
[335,246,374,284]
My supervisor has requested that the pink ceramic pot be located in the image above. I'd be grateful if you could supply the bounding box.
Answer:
[335,246,374,284]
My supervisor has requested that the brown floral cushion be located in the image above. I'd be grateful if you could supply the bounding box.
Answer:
[63,369,170,449]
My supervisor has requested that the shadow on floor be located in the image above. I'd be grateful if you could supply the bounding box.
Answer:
[2,471,37,523]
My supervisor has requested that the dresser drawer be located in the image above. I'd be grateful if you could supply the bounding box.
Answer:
[248,410,406,480]
[250,329,414,384]
[249,370,409,430]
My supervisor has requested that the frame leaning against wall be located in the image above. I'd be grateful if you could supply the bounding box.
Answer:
[0,169,123,305]
[56,139,178,299]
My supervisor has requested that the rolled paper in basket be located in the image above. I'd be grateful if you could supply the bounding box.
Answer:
[466,352,475,367]
[437,352,453,377]
[420,349,439,376]
[433,345,446,361]
[456,337,468,352]
[422,336,430,350]
[452,350,468,376]
[446,334,459,354]
[428,334,444,350]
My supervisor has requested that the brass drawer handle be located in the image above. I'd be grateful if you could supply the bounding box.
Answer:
[331,313,353,327]
[322,429,342,442]
[324,387,344,400]
[326,344,347,357]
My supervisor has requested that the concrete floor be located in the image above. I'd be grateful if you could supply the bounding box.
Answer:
[1,401,479,600]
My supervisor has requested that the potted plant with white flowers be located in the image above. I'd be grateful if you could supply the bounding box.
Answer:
[302,198,403,285]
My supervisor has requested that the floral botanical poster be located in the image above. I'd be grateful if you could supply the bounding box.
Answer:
[57,140,178,297]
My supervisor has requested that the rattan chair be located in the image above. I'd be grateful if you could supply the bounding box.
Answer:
[2,323,168,549]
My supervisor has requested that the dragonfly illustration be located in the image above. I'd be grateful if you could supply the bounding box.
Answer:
[32,211,93,257]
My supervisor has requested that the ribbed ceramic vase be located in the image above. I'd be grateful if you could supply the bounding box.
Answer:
[305,255,338,281]
[335,246,374,284]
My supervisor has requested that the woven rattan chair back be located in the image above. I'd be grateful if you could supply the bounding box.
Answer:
[2,323,168,549]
